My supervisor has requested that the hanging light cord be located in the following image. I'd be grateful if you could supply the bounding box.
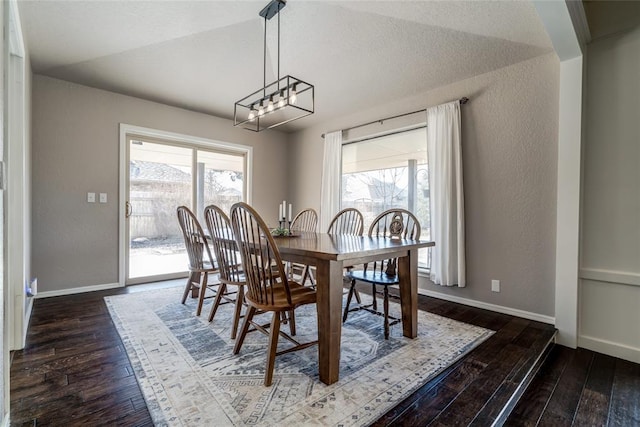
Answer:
[263,15,267,98]
[277,6,280,88]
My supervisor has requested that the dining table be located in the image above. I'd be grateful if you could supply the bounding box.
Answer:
[272,231,434,385]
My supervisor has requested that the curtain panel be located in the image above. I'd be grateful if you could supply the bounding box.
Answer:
[427,101,466,287]
[320,131,343,232]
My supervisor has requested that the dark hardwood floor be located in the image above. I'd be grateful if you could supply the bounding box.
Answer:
[9,282,639,426]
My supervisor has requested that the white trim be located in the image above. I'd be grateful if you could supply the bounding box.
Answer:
[579,335,640,364]
[2,413,9,427]
[34,282,123,299]
[580,268,640,287]
[418,288,556,325]
[565,0,591,47]
[7,0,24,57]
[118,123,253,286]
[21,296,33,345]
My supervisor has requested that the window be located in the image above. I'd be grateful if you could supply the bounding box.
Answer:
[341,127,431,270]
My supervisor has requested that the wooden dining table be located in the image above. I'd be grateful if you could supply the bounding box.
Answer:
[272,231,434,385]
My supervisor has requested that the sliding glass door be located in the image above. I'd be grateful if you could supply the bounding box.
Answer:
[125,135,246,285]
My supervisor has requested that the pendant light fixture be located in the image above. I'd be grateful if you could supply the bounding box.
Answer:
[234,0,314,132]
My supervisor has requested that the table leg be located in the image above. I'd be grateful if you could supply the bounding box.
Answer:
[315,259,344,385]
[398,248,418,338]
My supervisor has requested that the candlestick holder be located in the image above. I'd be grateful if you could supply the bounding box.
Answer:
[278,219,291,231]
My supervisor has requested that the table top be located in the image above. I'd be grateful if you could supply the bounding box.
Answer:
[271,231,434,262]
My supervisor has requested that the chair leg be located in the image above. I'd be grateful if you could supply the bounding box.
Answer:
[342,280,356,323]
[181,271,197,304]
[196,273,208,316]
[234,306,256,355]
[371,284,378,311]
[302,266,316,288]
[230,286,244,339]
[208,283,227,322]
[383,286,390,340]
[353,288,362,304]
[264,312,282,386]
[288,310,296,336]
[192,272,201,298]
[309,267,316,287]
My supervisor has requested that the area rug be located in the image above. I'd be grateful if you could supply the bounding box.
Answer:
[105,287,493,426]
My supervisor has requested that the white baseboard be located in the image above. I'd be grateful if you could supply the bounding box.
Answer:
[418,288,556,325]
[35,282,123,299]
[579,335,640,364]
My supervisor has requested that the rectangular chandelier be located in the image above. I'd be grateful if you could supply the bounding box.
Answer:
[234,76,314,132]
[233,0,315,132]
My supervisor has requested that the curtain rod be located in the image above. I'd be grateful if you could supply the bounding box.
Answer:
[321,96,468,138]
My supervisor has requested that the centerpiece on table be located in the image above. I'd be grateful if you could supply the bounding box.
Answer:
[272,199,297,237]
[271,227,293,237]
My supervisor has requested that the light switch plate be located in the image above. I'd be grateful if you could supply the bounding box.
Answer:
[87,192,96,203]
[99,193,107,203]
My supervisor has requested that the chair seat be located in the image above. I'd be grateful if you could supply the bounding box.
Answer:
[348,270,399,286]
[246,281,316,312]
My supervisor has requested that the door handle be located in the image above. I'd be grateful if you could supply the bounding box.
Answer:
[126,201,132,218]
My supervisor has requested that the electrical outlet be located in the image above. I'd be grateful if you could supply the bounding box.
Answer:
[99,193,107,203]
[87,192,96,203]
[491,279,500,292]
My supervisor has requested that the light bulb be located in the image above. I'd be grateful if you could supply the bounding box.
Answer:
[290,85,297,104]
[248,110,256,121]
[278,90,286,108]
[258,101,265,116]
[267,96,274,113]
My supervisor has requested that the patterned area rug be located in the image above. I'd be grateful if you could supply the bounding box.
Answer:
[105,287,493,426]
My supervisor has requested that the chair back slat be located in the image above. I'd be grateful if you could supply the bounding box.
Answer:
[290,208,318,232]
[230,202,292,308]
[327,208,364,235]
[177,205,214,270]
[204,205,243,285]
[367,208,421,275]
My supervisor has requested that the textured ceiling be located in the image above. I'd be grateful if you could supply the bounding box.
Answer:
[19,0,554,132]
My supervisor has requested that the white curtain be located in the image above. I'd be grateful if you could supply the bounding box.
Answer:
[427,101,466,287]
[319,131,343,232]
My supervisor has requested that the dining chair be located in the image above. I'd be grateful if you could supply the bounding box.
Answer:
[288,208,318,286]
[343,208,421,339]
[204,204,245,339]
[327,207,365,304]
[327,207,364,236]
[176,205,220,316]
[291,208,318,233]
[230,202,317,386]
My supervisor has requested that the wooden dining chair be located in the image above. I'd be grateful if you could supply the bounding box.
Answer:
[230,202,317,386]
[290,208,318,233]
[288,208,318,286]
[327,207,365,304]
[204,204,245,339]
[176,205,220,316]
[327,207,364,236]
[343,208,421,339]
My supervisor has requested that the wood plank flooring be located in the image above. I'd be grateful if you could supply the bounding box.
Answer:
[9,282,639,426]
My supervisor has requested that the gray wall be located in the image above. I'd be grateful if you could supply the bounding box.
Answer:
[32,75,290,292]
[289,53,559,317]
[579,26,640,362]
